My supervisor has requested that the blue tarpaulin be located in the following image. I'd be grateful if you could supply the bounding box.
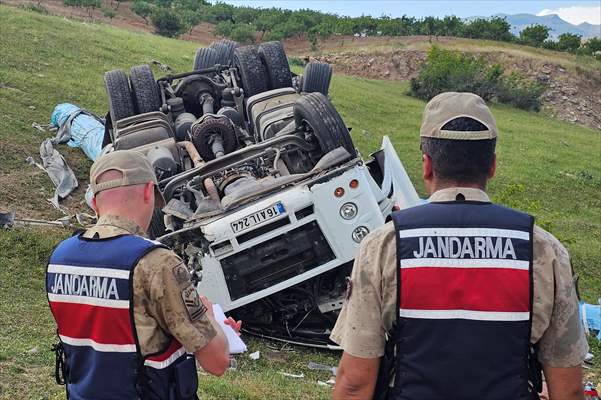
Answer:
[50,103,104,161]
[580,301,601,341]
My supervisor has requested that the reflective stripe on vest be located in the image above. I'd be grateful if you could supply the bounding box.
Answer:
[390,201,536,400]
[46,234,191,400]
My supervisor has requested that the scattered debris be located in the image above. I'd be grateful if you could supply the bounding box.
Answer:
[317,377,336,387]
[27,346,39,355]
[263,351,290,363]
[149,59,173,72]
[0,211,16,228]
[308,361,338,376]
[249,351,260,360]
[31,122,46,132]
[278,372,304,379]
[584,382,599,399]
[27,139,78,210]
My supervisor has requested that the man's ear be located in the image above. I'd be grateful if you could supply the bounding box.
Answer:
[144,181,154,205]
[91,196,99,214]
[488,153,497,180]
[423,153,434,181]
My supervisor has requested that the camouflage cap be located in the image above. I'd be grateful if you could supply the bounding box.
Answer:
[90,150,164,207]
[420,92,498,140]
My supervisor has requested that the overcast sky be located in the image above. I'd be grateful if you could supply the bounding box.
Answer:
[217,1,601,25]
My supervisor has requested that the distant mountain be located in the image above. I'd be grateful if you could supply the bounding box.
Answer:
[467,13,601,39]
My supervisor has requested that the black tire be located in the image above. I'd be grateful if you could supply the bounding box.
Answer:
[302,62,333,96]
[129,65,161,114]
[104,69,134,122]
[294,92,356,158]
[233,45,268,97]
[148,208,166,240]
[209,39,237,66]
[258,41,292,89]
[193,47,219,71]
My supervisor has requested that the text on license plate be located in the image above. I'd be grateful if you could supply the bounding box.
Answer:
[231,202,285,234]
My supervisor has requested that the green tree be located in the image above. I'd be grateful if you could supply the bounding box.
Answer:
[229,23,255,43]
[255,10,280,40]
[214,20,234,37]
[131,0,154,25]
[519,24,549,47]
[150,7,185,37]
[179,9,202,34]
[461,17,512,42]
[581,37,601,58]
[557,33,582,53]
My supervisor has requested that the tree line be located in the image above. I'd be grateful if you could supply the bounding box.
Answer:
[64,0,601,58]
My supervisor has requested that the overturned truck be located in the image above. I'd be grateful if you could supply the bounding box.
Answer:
[102,40,420,347]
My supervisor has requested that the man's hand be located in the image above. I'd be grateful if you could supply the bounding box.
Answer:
[194,295,230,376]
[543,365,583,400]
[224,317,242,335]
[332,351,380,400]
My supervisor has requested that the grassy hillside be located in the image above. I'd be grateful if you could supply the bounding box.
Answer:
[0,6,599,398]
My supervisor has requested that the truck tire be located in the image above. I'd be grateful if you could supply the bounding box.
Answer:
[129,65,161,114]
[148,208,166,239]
[193,47,219,71]
[233,46,268,97]
[294,92,356,158]
[301,62,332,96]
[104,69,134,122]
[209,39,237,66]
[258,41,292,89]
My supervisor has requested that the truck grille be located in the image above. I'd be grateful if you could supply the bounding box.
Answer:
[221,221,335,301]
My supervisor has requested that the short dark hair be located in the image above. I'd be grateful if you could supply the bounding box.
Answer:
[421,117,496,186]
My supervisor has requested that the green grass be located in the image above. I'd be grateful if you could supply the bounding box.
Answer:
[1,5,600,398]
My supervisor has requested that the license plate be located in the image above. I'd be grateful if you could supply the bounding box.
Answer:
[231,202,285,234]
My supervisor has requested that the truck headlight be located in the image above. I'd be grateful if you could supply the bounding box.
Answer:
[340,202,358,220]
[352,226,370,243]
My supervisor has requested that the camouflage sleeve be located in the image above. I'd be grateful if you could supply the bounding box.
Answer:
[533,226,589,367]
[330,223,397,359]
[143,249,217,353]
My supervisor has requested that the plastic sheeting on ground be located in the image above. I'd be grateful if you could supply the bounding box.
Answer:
[27,139,78,210]
[581,301,601,341]
[50,103,105,161]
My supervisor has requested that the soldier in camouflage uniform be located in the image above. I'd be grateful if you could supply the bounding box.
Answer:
[331,93,587,400]
[47,150,239,399]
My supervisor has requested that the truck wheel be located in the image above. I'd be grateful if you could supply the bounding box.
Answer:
[148,208,166,240]
[193,47,219,71]
[258,41,292,89]
[301,62,332,96]
[210,39,237,66]
[294,92,356,158]
[104,69,134,122]
[233,45,268,97]
[129,65,161,114]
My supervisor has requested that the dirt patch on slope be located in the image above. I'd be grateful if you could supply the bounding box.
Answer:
[309,50,601,130]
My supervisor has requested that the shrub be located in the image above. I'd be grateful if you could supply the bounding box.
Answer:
[557,33,582,53]
[496,72,547,111]
[410,46,547,112]
[150,7,185,37]
[410,46,503,101]
[20,3,48,13]
[288,56,305,67]
[131,0,154,25]
[103,8,117,20]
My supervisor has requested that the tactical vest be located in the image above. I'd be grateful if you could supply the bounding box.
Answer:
[385,200,538,400]
[46,234,197,400]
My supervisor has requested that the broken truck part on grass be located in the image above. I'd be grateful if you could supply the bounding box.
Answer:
[99,39,421,347]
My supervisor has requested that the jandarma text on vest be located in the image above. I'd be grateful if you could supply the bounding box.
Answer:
[412,236,517,259]
[50,273,120,299]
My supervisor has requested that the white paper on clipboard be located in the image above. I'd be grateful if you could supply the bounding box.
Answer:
[212,304,247,354]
